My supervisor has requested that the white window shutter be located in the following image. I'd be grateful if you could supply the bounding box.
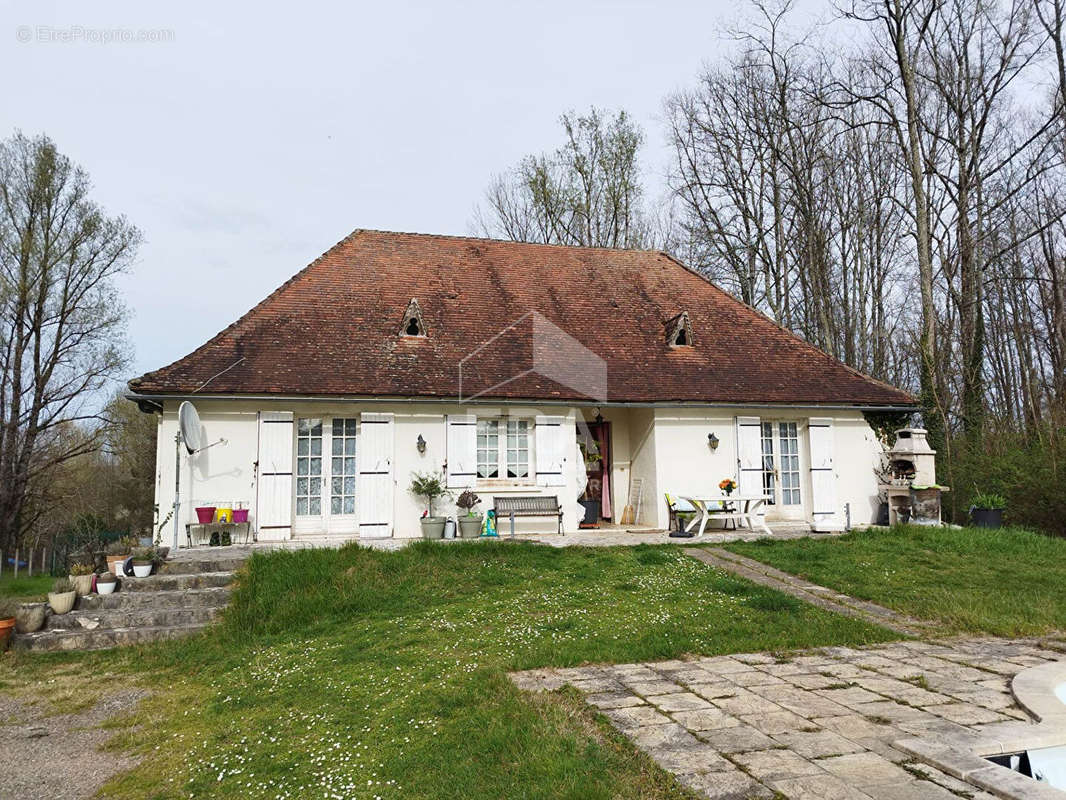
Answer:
[256,411,294,540]
[535,415,566,486]
[358,412,394,537]
[735,416,763,498]
[808,417,843,531]
[446,414,477,488]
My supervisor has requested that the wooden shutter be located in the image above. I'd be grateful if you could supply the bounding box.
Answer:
[808,417,843,531]
[735,416,763,498]
[446,414,477,488]
[534,415,566,486]
[358,412,394,537]
[256,411,294,540]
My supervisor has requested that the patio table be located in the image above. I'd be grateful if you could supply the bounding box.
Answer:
[677,495,771,537]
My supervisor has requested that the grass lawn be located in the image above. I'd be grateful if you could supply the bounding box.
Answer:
[727,525,1066,637]
[1,541,892,799]
[0,571,52,602]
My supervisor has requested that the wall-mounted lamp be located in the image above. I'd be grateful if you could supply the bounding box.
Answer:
[707,432,719,451]
[416,434,426,454]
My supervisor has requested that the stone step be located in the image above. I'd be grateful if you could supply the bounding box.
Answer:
[13,622,213,652]
[43,605,221,632]
[161,557,248,576]
[76,586,231,611]
[119,571,234,592]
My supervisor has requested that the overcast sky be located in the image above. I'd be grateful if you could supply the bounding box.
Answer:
[4,0,831,385]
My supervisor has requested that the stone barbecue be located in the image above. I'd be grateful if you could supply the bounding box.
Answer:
[879,428,948,525]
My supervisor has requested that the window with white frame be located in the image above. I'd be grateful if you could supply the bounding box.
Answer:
[476,418,531,480]
[296,417,358,517]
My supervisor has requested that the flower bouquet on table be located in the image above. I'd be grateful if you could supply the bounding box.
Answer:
[719,478,737,497]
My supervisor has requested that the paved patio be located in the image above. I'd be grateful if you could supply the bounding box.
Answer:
[171,523,825,556]
[511,638,1066,800]
[515,522,819,547]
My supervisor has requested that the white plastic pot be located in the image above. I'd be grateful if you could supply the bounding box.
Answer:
[132,563,152,578]
[97,580,117,595]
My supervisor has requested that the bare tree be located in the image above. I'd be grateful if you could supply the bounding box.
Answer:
[474,108,652,248]
[0,132,139,558]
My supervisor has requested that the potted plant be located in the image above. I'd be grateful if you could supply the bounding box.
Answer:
[970,491,1006,529]
[410,471,450,538]
[719,478,737,497]
[96,572,118,595]
[15,602,46,634]
[0,599,16,651]
[456,491,484,539]
[130,548,154,578]
[106,537,133,577]
[48,578,77,615]
[68,562,94,596]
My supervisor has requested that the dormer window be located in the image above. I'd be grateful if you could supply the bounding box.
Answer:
[666,311,693,347]
[400,298,427,338]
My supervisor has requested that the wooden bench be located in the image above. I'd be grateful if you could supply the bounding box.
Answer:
[494,495,564,536]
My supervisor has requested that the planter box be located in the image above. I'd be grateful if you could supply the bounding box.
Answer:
[458,516,484,539]
[972,507,1004,529]
[420,517,446,539]
[579,500,598,526]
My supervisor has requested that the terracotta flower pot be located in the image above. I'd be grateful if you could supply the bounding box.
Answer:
[15,604,45,633]
[48,591,76,615]
[0,616,15,650]
[106,555,127,576]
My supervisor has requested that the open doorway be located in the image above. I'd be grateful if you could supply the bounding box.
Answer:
[578,420,612,527]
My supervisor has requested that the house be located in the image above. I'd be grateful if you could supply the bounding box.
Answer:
[128,229,915,547]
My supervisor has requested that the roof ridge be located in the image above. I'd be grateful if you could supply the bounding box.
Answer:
[355,227,665,255]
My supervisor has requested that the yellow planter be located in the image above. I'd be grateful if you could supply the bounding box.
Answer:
[216,507,233,523]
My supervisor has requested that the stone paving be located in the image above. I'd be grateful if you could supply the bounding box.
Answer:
[511,638,1066,799]
[516,523,821,548]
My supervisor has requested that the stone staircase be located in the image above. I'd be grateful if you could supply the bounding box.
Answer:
[13,554,245,652]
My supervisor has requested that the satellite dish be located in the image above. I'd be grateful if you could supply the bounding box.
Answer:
[178,401,203,454]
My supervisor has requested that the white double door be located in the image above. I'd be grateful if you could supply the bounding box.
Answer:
[759,421,805,520]
[293,417,359,535]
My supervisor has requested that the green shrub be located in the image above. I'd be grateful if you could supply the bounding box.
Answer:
[971,491,1007,510]
[409,471,450,517]
[942,427,1066,536]
[50,577,74,594]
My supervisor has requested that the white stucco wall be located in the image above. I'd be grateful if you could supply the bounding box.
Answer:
[149,399,886,547]
[648,408,884,530]
[152,399,587,547]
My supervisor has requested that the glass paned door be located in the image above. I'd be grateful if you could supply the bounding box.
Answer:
[296,419,323,516]
[296,417,357,532]
[330,419,357,516]
[777,422,800,505]
[760,423,776,503]
[759,421,803,514]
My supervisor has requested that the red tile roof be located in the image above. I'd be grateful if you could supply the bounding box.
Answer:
[129,230,914,407]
